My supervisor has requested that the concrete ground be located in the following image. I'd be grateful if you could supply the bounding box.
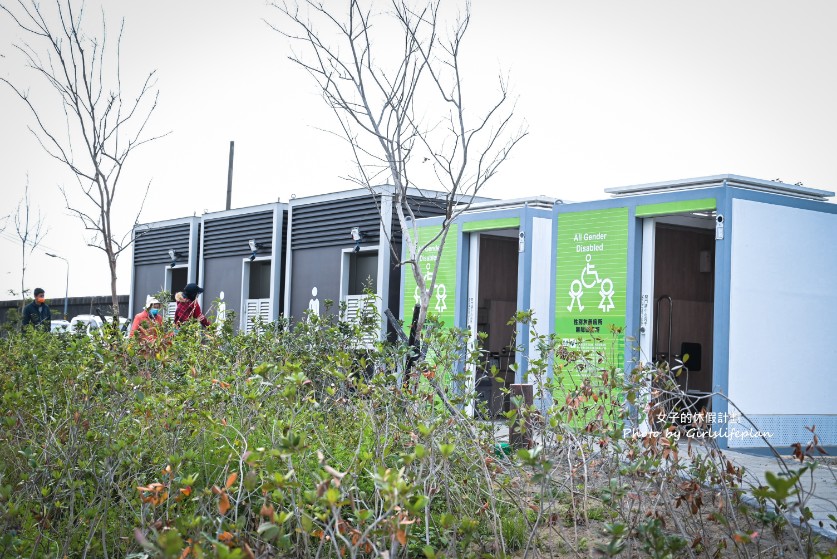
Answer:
[721,449,837,540]
[486,421,837,540]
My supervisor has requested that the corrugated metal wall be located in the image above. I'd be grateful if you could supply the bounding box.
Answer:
[134,224,192,265]
[291,196,383,250]
[291,194,448,250]
[204,210,274,258]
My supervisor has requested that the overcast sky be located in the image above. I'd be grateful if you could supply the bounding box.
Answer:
[1,0,836,306]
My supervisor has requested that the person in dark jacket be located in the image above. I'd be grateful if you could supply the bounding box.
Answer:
[174,283,211,328]
[22,287,52,331]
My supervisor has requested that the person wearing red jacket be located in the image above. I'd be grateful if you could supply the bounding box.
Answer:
[174,283,211,328]
[130,295,165,341]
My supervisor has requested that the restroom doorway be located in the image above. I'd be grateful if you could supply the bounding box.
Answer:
[468,231,519,418]
[643,218,716,400]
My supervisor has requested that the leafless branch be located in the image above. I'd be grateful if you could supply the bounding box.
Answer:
[13,176,49,308]
[271,0,527,334]
[1,0,169,315]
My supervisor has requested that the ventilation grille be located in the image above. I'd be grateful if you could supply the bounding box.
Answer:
[134,223,192,265]
[292,196,382,250]
[726,415,837,448]
[204,211,274,259]
[343,294,378,348]
[244,298,271,334]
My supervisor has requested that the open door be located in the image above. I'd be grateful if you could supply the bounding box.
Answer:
[165,266,188,319]
[641,214,716,424]
[466,230,519,419]
[242,259,272,332]
[341,248,379,346]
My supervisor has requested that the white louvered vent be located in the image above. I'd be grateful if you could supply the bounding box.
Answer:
[167,302,177,321]
[245,298,271,333]
[343,294,379,348]
[727,414,837,448]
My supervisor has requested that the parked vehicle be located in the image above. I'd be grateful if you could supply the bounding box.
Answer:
[69,314,128,335]
[50,319,71,333]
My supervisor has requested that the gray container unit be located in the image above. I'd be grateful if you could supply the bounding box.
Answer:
[551,174,837,450]
[199,203,288,332]
[284,187,449,339]
[130,216,201,317]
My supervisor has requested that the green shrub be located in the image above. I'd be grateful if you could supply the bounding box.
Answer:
[1,309,831,558]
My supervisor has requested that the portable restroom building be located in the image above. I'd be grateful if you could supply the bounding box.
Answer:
[400,196,559,417]
[198,203,288,332]
[284,186,452,339]
[130,216,201,318]
[551,174,837,450]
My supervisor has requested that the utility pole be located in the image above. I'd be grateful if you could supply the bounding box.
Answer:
[226,141,234,210]
[45,252,69,319]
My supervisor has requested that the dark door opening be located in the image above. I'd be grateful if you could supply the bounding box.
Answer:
[652,223,715,396]
[348,251,378,295]
[474,233,519,418]
[170,267,188,295]
[248,260,272,299]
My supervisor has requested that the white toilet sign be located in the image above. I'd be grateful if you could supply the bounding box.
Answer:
[567,254,616,313]
[413,262,448,312]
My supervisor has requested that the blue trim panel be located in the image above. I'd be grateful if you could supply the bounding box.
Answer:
[711,188,733,449]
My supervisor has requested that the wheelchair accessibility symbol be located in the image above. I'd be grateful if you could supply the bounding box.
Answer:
[567,254,615,313]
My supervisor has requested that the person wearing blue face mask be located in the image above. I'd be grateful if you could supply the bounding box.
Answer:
[130,295,165,341]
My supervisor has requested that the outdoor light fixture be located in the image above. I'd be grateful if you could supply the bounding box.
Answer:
[248,239,264,261]
[350,227,364,253]
[167,249,181,268]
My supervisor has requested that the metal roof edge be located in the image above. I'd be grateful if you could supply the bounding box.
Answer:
[456,195,560,212]
[202,201,287,220]
[289,186,382,205]
[134,215,200,231]
[723,174,834,199]
[288,184,487,206]
[605,174,834,201]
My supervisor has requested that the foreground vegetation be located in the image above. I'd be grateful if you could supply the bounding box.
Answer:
[0,308,834,558]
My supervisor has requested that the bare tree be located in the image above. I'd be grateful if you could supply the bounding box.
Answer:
[0,0,167,316]
[272,0,527,337]
[13,177,48,312]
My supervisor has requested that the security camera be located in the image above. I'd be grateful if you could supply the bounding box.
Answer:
[248,239,264,260]
[168,249,176,260]
[351,227,364,253]
[716,215,724,224]
[715,214,725,240]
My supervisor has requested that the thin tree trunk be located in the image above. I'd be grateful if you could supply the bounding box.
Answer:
[109,255,119,318]
[20,239,25,314]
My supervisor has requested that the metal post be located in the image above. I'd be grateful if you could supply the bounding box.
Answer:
[45,252,70,319]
